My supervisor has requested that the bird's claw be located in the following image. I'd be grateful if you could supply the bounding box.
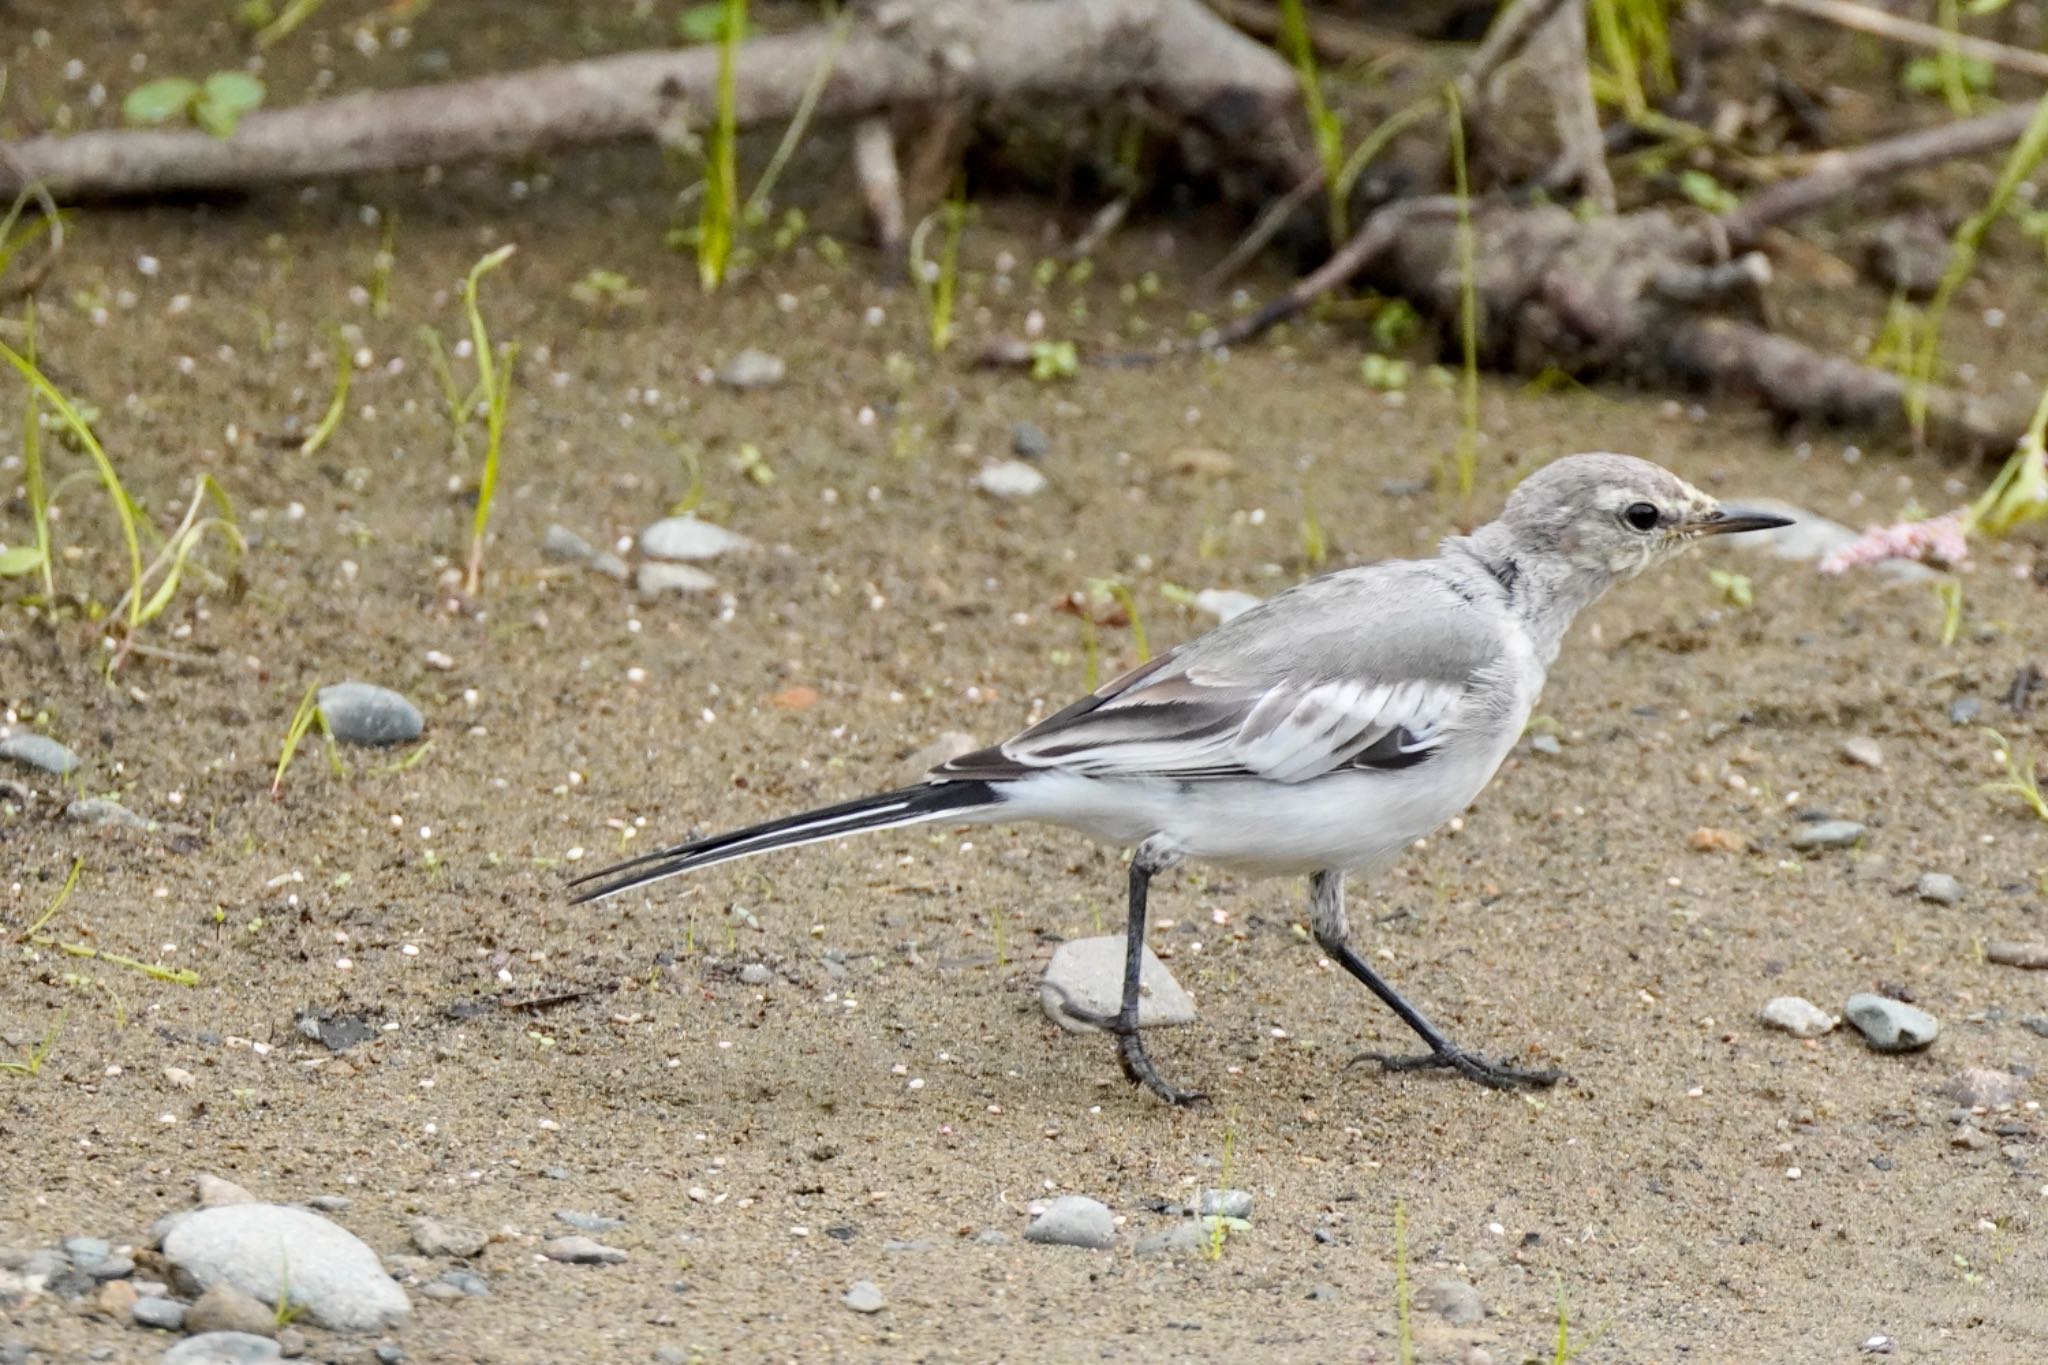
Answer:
[1349,1046,1562,1091]
[1117,1032,1208,1106]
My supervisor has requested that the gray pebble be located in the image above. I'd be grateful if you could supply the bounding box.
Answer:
[639,516,753,562]
[1040,938,1194,1033]
[1196,1189,1252,1220]
[0,732,79,776]
[541,1236,627,1265]
[316,684,424,747]
[1790,820,1866,852]
[635,561,717,597]
[1840,737,1884,769]
[1011,421,1051,459]
[589,551,632,582]
[132,1296,188,1331]
[554,1211,625,1234]
[1915,872,1962,905]
[435,1269,490,1298]
[541,524,596,563]
[842,1280,885,1314]
[408,1218,486,1260]
[1306,1283,1339,1301]
[1759,996,1838,1038]
[1949,697,1982,725]
[1529,733,1562,757]
[1420,1276,1485,1327]
[61,1237,111,1269]
[89,1256,134,1281]
[160,1333,283,1365]
[715,348,786,389]
[1022,1196,1115,1250]
[972,1230,1009,1247]
[738,964,774,987]
[64,797,149,830]
[1844,994,1939,1052]
[304,1196,352,1213]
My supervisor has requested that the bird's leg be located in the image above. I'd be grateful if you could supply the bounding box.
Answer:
[1309,871,1561,1091]
[1073,839,1204,1106]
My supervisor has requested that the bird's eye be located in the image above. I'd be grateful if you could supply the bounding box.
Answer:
[1622,502,1660,532]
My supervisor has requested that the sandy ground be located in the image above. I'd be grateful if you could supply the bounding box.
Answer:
[6,4,2048,1363]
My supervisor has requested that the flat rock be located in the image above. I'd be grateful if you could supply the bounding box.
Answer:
[1915,872,1962,905]
[1011,421,1051,459]
[553,1211,625,1234]
[842,1280,885,1314]
[1040,938,1195,1033]
[161,1204,410,1333]
[1844,994,1939,1053]
[316,684,423,747]
[408,1218,486,1259]
[639,516,753,562]
[1193,589,1261,623]
[715,348,786,389]
[184,1283,276,1337]
[1790,820,1866,852]
[635,561,717,597]
[1420,1277,1484,1327]
[589,551,631,582]
[738,964,774,987]
[541,524,596,562]
[1840,737,1884,769]
[0,732,79,775]
[1760,996,1838,1038]
[160,1333,283,1365]
[133,1296,187,1331]
[1023,1196,1115,1250]
[1987,940,2048,969]
[1942,1068,2025,1109]
[541,1236,627,1265]
[975,460,1047,499]
[65,797,149,830]
[196,1174,257,1208]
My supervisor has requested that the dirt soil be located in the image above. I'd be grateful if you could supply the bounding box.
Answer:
[6,5,2048,1363]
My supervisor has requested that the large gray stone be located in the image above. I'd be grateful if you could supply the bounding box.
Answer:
[0,732,79,775]
[1040,938,1195,1033]
[316,684,423,747]
[1844,994,1939,1053]
[161,1204,409,1333]
[1022,1196,1115,1250]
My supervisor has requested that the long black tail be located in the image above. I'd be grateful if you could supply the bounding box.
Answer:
[567,780,1000,904]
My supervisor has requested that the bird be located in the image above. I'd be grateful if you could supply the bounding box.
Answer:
[572,453,1791,1104]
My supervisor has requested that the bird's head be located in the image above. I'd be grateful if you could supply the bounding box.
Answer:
[1497,452,1792,581]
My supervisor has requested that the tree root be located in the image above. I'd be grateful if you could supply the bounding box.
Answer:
[0,0,1308,202]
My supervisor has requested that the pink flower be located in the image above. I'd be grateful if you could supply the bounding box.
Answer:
[1818,511,1968,575]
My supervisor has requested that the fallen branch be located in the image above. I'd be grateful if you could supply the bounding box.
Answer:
[0,0,1307,201]
[1722,98,2045,247]
[1764,0,2048,82]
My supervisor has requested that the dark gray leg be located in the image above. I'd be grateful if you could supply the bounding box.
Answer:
[1047,838,1204,1105]
[1309,870,1560,1091]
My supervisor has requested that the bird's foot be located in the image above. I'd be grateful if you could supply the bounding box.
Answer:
[1349,1045,1562,1091]
[1041,982,1207,1104]
[1117,1031,1208,1106]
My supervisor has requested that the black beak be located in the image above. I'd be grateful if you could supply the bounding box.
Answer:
[1687,507,1795,538]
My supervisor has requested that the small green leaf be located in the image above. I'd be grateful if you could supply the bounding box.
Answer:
[195,72,266,137]
[122,77,199,126]
[677,4,727,42]
[1677,169,1738,215]
[0,545,47,577]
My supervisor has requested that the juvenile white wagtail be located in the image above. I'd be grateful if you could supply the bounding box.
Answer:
[574,453,1791,1104]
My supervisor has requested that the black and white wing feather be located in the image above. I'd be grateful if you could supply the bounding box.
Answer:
[937,564,1508,786]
